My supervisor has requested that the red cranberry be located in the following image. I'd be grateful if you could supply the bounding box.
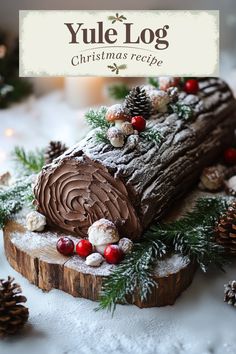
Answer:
[56,237,74,256]
[76,239,93,257]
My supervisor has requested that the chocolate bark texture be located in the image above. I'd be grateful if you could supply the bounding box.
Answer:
[34,78,236,239]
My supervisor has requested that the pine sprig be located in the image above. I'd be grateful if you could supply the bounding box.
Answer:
[85,107,109,130]
[144,197,229,272]
[169,102,194,120]
[0,176,34,229]
[13,146,45,175]
[85,107,110,144]
[97,239,167,314]
[98,197,229,312]
[108,83,130,100]
[148,77,159,88]
[140,128,162,143]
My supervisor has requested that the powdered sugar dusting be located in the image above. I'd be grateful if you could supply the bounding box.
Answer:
[154,254,190,277]
[66,255,113,276]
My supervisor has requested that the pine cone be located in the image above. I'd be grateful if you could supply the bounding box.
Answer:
[215,201,236,255]
[0,276,29,337]
[224,280,236,306]
[124,86,151,119]
[45,141,68,164]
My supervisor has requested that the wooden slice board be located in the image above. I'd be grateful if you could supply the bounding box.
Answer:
[3,211,196,308]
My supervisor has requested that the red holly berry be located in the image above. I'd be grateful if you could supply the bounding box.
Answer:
[104,245,124,264]
[56,237,74,256]
[131,116,146,132]
[76,239,93,257]
[183,79,199,94]
[224,147,236,165]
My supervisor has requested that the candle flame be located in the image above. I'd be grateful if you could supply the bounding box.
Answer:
[4,128,15,137]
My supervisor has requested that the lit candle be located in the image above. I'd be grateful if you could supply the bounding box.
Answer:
[65,77,106,108]
[4,128,15,137]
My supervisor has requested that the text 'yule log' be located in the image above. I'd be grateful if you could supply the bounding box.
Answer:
[64,22,169,50]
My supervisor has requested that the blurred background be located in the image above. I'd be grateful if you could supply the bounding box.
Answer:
[0,0,235,173]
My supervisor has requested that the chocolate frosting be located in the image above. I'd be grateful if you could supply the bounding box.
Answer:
[34,78,236,240]
[34,155,141,239]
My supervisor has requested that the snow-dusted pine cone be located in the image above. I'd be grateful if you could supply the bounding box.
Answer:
[124,86,151,119]
[215,201,236,255]
[45,141,68,164]
[0,276,29,337]
[224,280,236,306]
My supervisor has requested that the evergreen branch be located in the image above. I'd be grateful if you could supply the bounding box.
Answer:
[140,128,162,143]
[98,197,229,312]
[97,239,167,314]
[144,197,229,272]
[169,102,194,120]
[0,176,34,229]
[12,146,45,175]
[148,77,159,88]
[85,107,110,130]
[108,83,130,100]
[95,129,109,144]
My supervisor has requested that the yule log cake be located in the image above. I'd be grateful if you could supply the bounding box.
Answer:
[34,78,236,239]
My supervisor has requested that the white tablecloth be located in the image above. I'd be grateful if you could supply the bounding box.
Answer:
[0,93,236,354]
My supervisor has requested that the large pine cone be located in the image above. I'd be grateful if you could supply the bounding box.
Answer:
[215,201,236,255]
[224,280,236,306]
[0,276,29,337]
[124,86,151,119]
[44,141,68,164]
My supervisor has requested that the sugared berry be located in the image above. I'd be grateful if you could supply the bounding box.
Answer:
[131,116,146,132]
[183,79,199,94]
[104,244,124,264]
[76,239,93,257]
[56,237,74,256]
[224,147,236,165]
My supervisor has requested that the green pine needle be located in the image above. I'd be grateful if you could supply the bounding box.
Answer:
[169,102,194,120]
[0,176,34,229]
[85,107,110,130]
[144,197,229,272]
[85,107,111,143]
[95,130,109,144]
[97,239,167,314]
[98,197,229,313]
[140,128,162,143]
[108,83,130,100]
[148,77,159,88]
[13,146,45,175]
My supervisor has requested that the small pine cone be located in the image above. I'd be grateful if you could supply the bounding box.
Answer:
[224,280,236,306]
[124,86,151,119]
[215,201,236,255]
[45,141,68,164]
[0,276,29,337]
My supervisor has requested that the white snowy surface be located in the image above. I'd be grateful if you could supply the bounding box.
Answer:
[0,93,236,354]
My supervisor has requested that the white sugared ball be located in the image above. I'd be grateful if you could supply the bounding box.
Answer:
[85,253,104,267]
[26,211,46,232]
[118,238,133,254]
[88,218,120,255]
